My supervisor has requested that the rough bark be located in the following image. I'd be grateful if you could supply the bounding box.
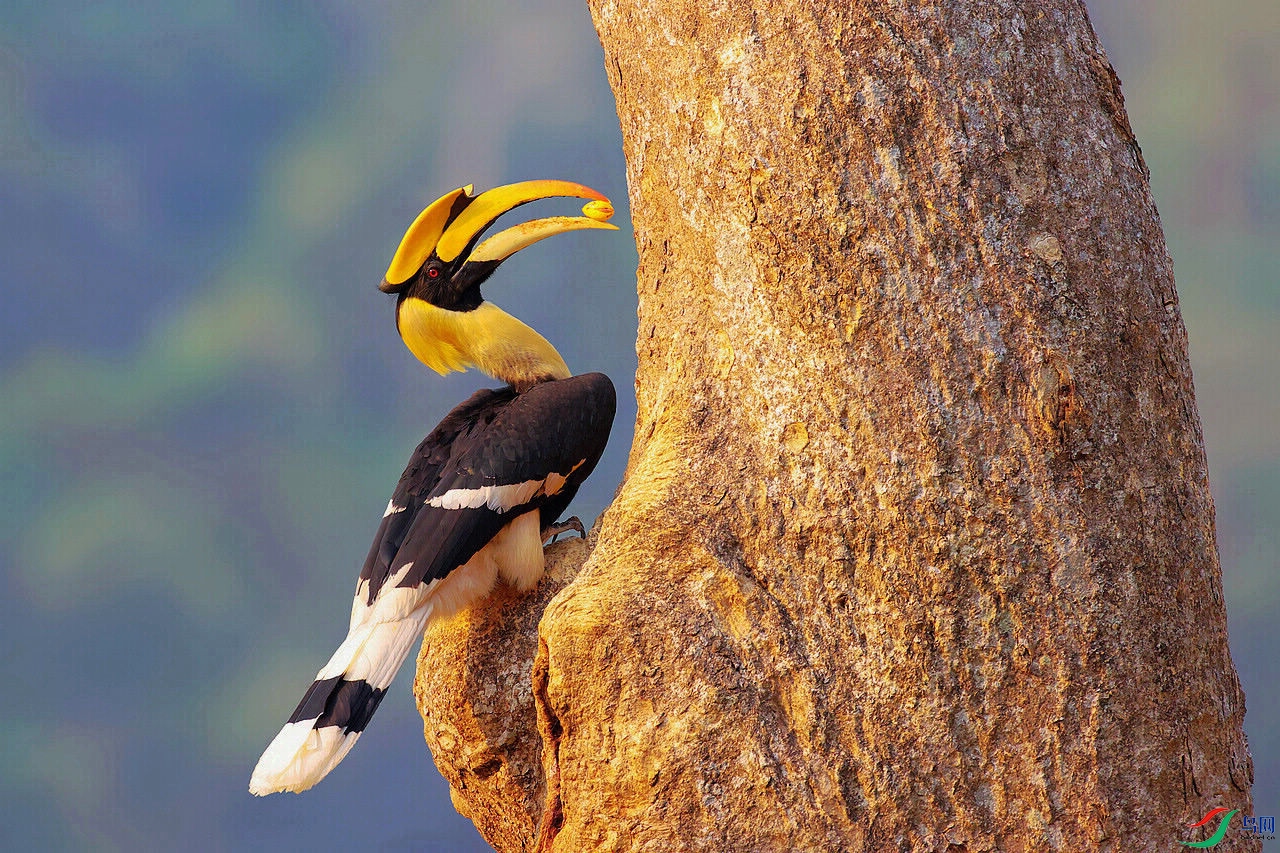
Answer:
[416,537,590,850]
[416,1,1256,850]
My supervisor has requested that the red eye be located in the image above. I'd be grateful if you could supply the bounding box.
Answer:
[426,267,441,279]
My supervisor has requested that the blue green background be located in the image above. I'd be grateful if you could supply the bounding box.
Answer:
[1,2,1275,849]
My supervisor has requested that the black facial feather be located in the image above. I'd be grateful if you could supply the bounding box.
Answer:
[402,257,484,311]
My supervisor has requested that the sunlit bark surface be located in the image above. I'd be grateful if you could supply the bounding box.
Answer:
[416,2,1255,850]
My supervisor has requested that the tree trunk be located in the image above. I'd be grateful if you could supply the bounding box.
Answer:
[416,1,1257,850]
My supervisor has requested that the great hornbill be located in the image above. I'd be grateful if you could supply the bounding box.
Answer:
[250,180,618,796]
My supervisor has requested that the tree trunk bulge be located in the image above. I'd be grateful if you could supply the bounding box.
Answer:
[416,2,1257,851]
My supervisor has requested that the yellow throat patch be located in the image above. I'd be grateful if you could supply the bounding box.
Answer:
[396,298,570,386]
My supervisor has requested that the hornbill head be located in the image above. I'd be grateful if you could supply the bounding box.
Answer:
[378,180,617,387]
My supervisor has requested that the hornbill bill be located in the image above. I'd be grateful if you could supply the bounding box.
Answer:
[250,180,618,795]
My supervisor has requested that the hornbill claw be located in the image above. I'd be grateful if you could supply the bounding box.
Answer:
[541,516,585,544]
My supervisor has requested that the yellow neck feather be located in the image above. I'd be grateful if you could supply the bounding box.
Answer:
[397,298,571,387]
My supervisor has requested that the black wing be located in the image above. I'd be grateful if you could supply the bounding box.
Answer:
[360,372,615,603]
[249,374,615,796]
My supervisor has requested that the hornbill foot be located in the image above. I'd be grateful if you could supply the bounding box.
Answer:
[541,516,585,545]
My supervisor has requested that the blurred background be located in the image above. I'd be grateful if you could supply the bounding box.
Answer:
[0,1,1274,849]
